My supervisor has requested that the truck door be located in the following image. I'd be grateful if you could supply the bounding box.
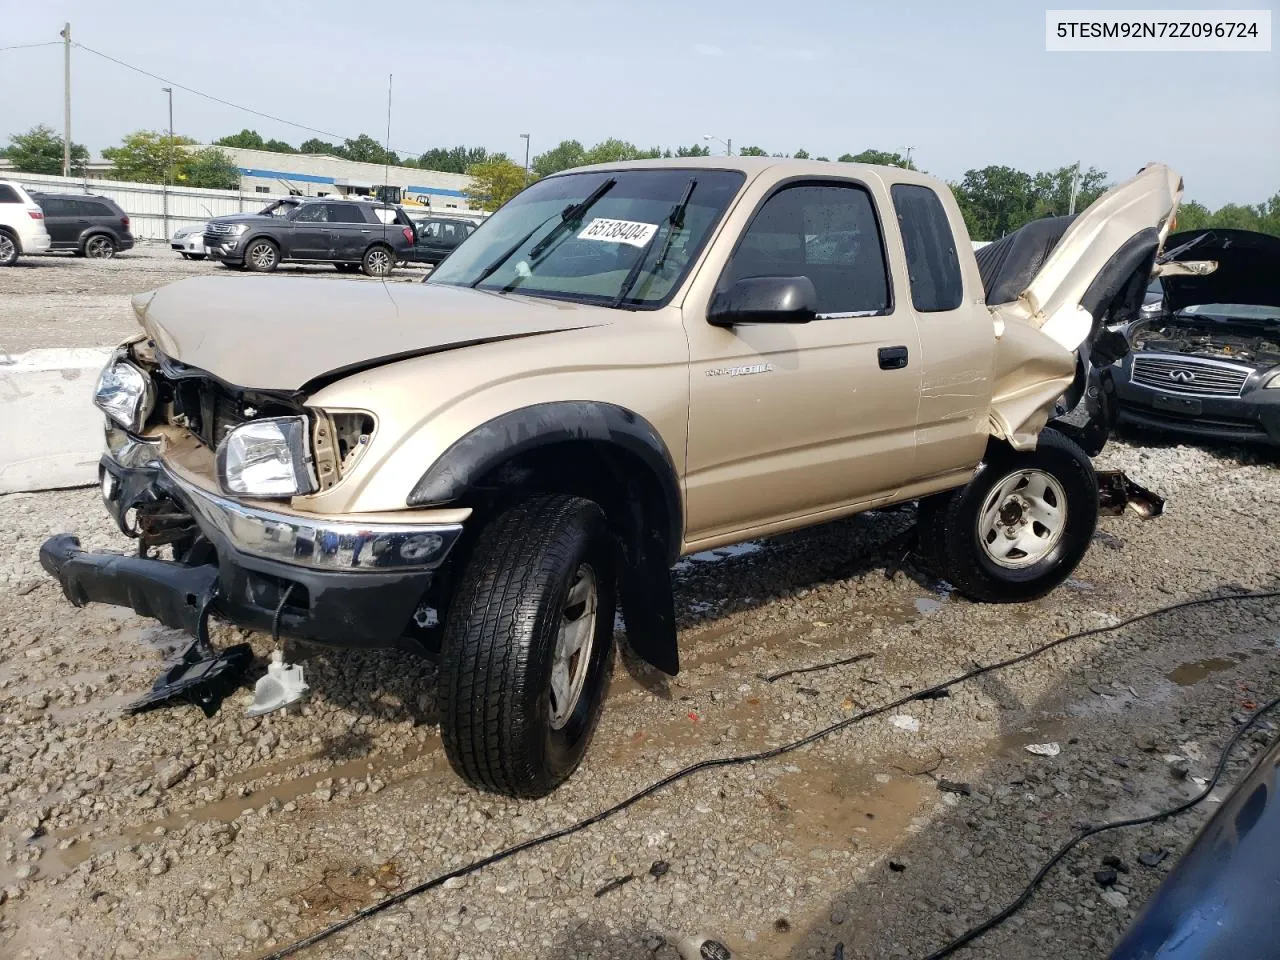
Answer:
[326,203,374,260]
[682,179,923,545]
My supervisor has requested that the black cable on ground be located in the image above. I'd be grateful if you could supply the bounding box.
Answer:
[922,690,1280,959]
[763,650,874,683]
[259,588,1280,960]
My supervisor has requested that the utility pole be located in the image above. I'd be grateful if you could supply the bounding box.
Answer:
[1067,161,1081,215]
[520,134,530,183]
[162,87,173,240]
[61,23,71,178]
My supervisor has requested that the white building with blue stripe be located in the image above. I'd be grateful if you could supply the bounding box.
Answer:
[201,145,479,213]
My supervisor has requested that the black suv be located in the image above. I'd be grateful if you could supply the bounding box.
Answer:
[203,199,415,276]
[31,192,135,259]
[406,216,478,266]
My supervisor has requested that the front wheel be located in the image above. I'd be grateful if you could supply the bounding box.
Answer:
[918,429,1098,603]
[361,244,393,277]
[244,239,279,272]
[439,495,617,797]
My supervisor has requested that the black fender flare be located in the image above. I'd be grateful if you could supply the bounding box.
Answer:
[407,402,682,553]
[407,402,684,675]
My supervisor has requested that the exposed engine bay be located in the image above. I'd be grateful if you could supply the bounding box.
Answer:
[1134,319,1280,368]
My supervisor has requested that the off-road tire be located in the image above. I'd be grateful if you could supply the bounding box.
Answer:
[244,238,279,273]
[918,429,1097,602]
[361,244,394,277]
[0,230,18,267]
[439,495,617,797]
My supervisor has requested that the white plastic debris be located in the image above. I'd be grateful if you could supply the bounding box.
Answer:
[889,714,921,733]
[246,649,309,717]
[671,934,733,960]
[1025,742,1061,757]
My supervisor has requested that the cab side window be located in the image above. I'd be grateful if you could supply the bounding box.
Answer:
[293,204,329,223]
[722,183,890,317]
[891,184,963,312]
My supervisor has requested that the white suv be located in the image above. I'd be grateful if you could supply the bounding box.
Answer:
[0,179,53,266]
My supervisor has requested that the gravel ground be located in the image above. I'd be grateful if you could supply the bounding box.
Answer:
[2,250,1279,960]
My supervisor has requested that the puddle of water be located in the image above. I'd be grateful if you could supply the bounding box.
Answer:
[1167,653,1251,687]
[673,541,765,572]
[913,597,944,616]
[768,757,931,850]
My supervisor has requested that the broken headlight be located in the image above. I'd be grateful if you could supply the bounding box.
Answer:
[216,416,317,498]
[94,360,155,433]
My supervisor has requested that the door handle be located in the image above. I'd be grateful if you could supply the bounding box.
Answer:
[878,345,909,370]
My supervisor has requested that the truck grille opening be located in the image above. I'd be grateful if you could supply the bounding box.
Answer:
[1131,354,1251,397]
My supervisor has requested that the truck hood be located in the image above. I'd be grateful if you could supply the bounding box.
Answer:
[1156,229,1280,314]
[131,277,616,393]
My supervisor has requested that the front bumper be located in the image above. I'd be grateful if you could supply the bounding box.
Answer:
[1114,355,1280,446]
[41,429,464,648]
[172,234,206,255]
[202,234,241,260]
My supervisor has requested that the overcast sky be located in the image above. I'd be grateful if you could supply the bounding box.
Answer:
[1,0,1275,206]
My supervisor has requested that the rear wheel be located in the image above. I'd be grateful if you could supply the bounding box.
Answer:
[0,231,17,267]
[245,239,279,273]
[84,234,116,259]
[362,244,393,277]
[439,495,617,797]
[918,429,1097,602]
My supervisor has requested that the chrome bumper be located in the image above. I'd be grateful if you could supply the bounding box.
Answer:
[105,426,463,573]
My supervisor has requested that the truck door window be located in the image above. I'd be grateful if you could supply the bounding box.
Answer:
[293,204,329,223]
[326,204,365,223]
[724,183,890,317]
[891,184,963,312]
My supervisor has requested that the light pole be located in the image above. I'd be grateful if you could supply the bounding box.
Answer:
[519,133,530,183]
[703,133,732,157]
[900,145,916,169]
[162,87,174,240]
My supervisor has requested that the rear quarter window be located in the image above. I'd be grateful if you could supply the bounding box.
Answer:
[891,184,963,312]
[0,185,22,203]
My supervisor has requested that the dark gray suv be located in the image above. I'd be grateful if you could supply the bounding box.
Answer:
[202,199,415,276]
[31,192,135,259]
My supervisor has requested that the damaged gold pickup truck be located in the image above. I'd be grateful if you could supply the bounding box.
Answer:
[40,158,1183,797]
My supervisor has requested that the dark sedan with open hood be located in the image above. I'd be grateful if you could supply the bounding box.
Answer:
[1115,229,1280,446]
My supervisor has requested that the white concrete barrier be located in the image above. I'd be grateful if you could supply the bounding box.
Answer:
[0,348,112,494]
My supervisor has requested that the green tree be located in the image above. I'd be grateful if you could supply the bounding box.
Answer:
[951,165,1036,240]
[103,130,197,183]
[464,158,528,211]
[262,138,297,154]
[581,138,660,165]
[793,148,811,160]
[1207,202,1261,231]
[815,156,829,162]
[180,147,240,189]
[674,144,711,157]
[215,129,265,149]
[738,145,768,156]
[1029,164,1108,219]
[840,149,915,169]
[2,125,89,176]
[340,134,398,165]
[299,138,340,155]
[531,139,586,177]
[419,146,492,174]
[1173,199,1212,232]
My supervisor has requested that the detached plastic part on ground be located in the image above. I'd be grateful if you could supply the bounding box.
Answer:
[125,640,254,717]
[1096,469,1166,518]
[246,649,310,717]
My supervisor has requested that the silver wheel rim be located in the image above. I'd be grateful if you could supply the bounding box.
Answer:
[366,249,390,275]
[87,237,113,258]
[549,564,598,730]
[250,243,276,269]
[977,469,1068,569]
[0,235,14,262]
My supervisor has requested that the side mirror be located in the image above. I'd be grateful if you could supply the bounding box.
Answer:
[708,276,817,326]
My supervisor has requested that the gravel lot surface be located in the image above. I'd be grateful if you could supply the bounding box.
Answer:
[2,247,1279,960]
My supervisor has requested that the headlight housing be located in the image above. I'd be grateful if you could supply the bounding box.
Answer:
[94,360,154,432]
[216,416,317,497]
[228,223,249,236]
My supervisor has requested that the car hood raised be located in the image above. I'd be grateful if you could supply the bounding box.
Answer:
[1159,228,1280,314]
[131,277,616,393]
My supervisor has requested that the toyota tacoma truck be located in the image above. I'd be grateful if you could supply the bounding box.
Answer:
[40,158,1183,797]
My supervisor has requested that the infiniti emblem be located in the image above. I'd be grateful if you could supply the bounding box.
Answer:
[1169,369,1195,383]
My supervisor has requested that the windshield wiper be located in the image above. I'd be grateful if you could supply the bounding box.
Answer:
[611,178,697,308]
[469,177,617,290]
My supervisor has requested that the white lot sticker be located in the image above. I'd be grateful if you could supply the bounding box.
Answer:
[578,217,659,247]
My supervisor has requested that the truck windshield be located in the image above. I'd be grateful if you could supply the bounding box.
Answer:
[428,169,745,307]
